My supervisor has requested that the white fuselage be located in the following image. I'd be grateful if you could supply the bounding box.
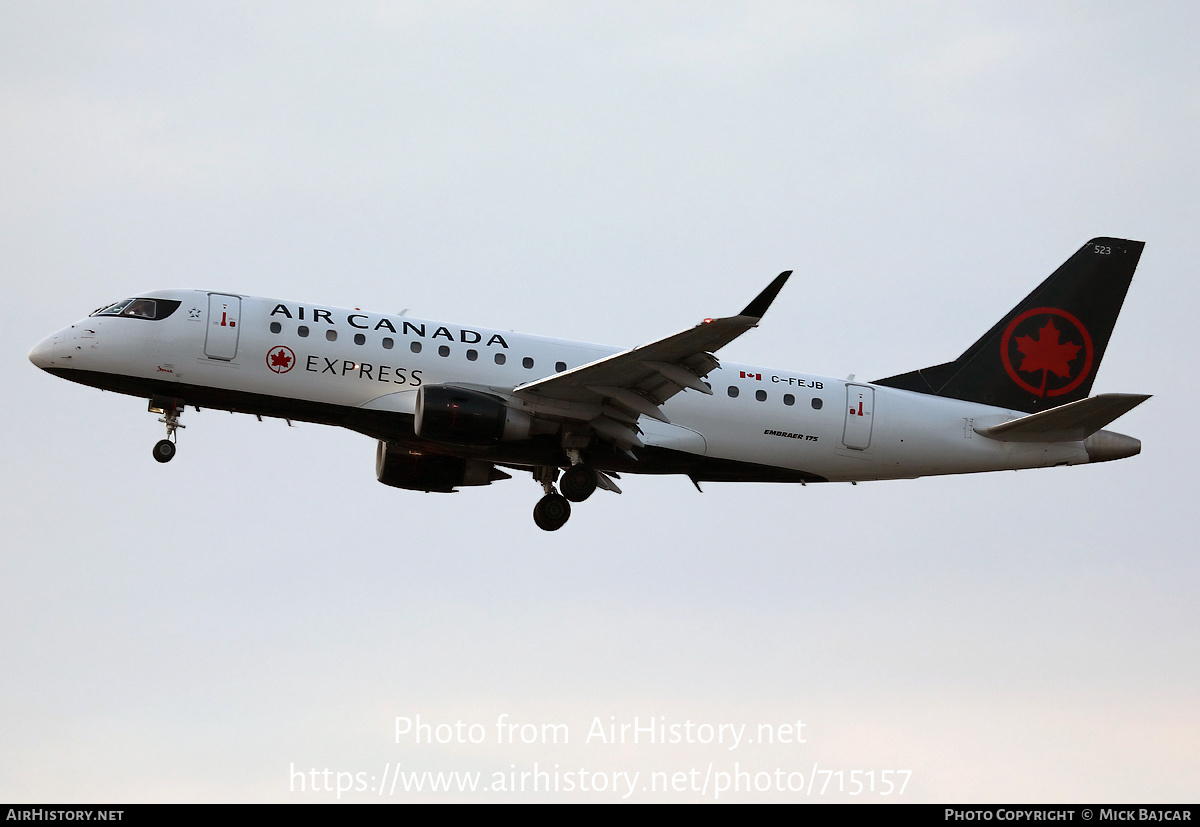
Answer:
[29,288,1094,483]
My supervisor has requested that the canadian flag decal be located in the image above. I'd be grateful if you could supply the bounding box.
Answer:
[739,371,761,380]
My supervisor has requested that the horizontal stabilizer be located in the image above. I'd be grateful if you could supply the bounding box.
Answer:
[975,393,1150,443]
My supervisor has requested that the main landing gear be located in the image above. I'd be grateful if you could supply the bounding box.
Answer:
[149,397,185,463]
[559,464,598,502]
[532,466,571,531]
[533,492,572,532]
[530,452,618,531]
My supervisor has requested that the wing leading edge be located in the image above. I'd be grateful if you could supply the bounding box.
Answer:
[511,272,791,448]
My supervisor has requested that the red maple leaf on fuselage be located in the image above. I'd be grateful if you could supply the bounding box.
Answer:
[1015,320,1080,396]
[270,349,293,368]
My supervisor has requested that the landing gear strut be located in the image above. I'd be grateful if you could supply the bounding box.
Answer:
[150,397,185,463]
[532,466,571,531]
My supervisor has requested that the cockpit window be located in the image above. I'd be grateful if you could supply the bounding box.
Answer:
[90,298,182,320]
[122,299,157,318]
[92,299,132,316]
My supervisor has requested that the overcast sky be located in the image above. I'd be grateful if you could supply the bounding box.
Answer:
[2,1,1197,802]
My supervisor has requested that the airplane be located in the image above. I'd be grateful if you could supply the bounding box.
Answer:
[28,237,1148,531]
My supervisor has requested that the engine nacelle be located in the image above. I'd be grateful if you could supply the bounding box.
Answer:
[375,442,510,492]
[414,385,531,445]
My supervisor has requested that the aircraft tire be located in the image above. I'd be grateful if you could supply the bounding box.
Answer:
[153,439,176,463]
[560,465,598,502]
[533,493,571,531]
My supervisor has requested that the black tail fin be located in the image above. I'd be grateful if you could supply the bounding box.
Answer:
[874,238,1144,413]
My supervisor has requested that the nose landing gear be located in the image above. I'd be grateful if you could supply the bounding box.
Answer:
[153,439,176,463]
[149,397,185,463]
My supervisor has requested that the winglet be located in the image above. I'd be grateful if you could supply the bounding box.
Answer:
[740,271,792,319]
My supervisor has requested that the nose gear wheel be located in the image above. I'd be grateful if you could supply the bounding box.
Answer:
[153,439,176,463]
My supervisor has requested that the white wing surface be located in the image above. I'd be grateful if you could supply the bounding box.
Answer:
[511,272,791,448]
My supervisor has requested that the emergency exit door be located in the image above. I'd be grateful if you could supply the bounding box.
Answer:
[842,384,874,450]
[204,294,241,360]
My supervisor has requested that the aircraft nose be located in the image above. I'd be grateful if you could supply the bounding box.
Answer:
[28,333,60,369]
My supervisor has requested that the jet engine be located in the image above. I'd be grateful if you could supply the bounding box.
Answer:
[375,441,511,492]
[414,385,531,445]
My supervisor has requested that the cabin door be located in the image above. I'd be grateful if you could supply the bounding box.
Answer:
[204,294,241,360]
[842,384,875,450]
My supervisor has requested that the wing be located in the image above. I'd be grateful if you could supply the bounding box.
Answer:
[511,271,791,448]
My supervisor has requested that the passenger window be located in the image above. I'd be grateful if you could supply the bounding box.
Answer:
[783,394,795,406]
[411,342,422,354]
[756,390,767,402]
[326,330,337,342]
[811,398,823,410]
[466,349,478,361]
[495,353,506,365]
[439,345,450,357]
[382,337,394,349]
[298,326,309,337]
[270,322,282,334]
[354,333,366,346]
[727,386,739,398]
[522,357,534,369]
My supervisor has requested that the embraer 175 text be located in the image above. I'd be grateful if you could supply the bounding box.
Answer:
[29,238,1148,530]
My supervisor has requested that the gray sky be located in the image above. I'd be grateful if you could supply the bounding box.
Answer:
[2,1,1196,802]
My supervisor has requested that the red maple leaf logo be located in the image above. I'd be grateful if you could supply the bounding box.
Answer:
[266,346,296,373]
[1014,320,1080,396]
